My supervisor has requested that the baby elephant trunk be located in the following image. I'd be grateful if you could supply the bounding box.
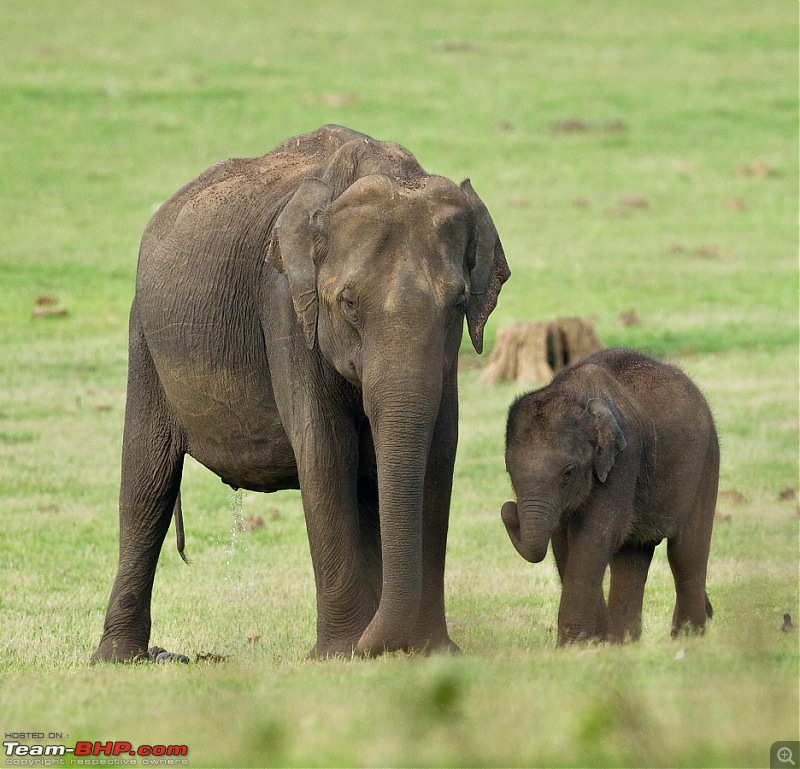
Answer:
[501,498,557,563]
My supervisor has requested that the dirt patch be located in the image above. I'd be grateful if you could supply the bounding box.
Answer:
[237,514,265,532]
[32,295,68,319]
[301,92,357,107]
[737,161,776,177]
[550,118,627,136]
[617,311,642,327]
[195,652,228,664]
[719,489,748,505]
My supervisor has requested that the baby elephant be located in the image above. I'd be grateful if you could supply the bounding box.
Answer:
[501,348,718,645]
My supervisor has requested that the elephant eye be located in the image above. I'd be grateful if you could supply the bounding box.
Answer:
[339,290,359,321]
[561,465,576,486]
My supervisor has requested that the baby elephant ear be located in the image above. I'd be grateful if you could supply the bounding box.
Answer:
[266,179,331,349]
[588,398,627,482]
[460,179,511,354]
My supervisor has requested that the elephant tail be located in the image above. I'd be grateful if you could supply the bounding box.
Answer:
[174,490,190,564]
[705,591,713,620]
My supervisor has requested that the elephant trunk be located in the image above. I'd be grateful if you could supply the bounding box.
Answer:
[501,496,559,563]
[356,367,442,656]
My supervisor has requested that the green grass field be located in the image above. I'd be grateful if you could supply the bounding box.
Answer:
[1,2,798,767]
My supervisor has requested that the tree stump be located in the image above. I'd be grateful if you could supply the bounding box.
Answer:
[479,317,603,385]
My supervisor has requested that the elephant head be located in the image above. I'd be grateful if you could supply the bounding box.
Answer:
[267,143,509,651]
[267,156,508,356]
[502,393,626,563]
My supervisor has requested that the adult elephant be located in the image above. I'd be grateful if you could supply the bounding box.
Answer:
[91,125,510,662]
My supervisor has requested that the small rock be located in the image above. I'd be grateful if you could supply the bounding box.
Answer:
[147,646,190,663]
[155,651,190,664]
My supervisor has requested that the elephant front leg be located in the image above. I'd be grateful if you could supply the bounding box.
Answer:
[296,418,379,658]
[557,578,609,646]
[551,523,569,583]
[608,543,656,642]
[556,518,616,646]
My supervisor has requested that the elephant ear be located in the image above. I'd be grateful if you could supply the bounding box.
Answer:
[266,179,332,349]
[587,398,627,482]
[460,179,511,354]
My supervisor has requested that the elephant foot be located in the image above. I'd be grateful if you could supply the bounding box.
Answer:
[307,639,359,660]
[430,637,462,655]
[670,621,707,639]
[90,637,147,664]
[354,631,410,658]
[556,628,607,647]
[408,633,462,656]
[308,629,459,660]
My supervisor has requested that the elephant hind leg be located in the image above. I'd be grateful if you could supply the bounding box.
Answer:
[608,543,656,642]
[92,422,185,662]
[92,313,186,663]
[667,530,713,637]
[667,521,715,636]
[667,443,718,638]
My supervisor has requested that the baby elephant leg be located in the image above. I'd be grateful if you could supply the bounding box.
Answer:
[668,439,717,636]
[667,531,713,636]
[608,543,656,642]
[557,563,610,645]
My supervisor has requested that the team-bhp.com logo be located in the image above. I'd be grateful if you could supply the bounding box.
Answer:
[4,739,188,766]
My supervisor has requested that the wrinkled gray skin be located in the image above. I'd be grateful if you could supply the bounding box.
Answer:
[502,349,718,646]
[92,125,510,662]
